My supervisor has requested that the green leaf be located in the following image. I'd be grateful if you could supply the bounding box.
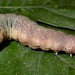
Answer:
[0,41,75,75]
[0,0,75,75]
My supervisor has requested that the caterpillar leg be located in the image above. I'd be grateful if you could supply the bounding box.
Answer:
[55,52,58,55]
[70,54,72,57]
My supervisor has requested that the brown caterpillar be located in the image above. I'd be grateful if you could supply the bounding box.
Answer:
[0,14,75,57]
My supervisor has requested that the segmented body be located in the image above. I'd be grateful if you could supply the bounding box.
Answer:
[0,14,75,55]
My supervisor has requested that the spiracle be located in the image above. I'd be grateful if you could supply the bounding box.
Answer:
[0,13,75,57]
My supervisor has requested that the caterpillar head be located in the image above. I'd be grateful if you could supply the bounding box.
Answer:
[0,28,4,43]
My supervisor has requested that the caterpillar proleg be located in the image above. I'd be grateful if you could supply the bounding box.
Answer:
[0,13,75,56]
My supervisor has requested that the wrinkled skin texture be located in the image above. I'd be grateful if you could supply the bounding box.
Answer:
[0,14,75,54]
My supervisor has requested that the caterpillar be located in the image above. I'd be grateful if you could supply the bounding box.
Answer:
[0,13,75,57]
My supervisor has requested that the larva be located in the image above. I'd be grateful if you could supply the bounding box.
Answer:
[0,14,75,57]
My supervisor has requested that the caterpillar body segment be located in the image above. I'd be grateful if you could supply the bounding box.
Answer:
[0,14,75,55]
